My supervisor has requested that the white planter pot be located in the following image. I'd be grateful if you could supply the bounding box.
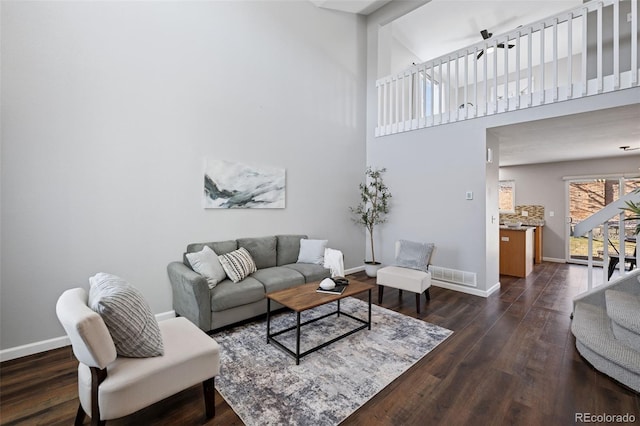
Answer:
[364,262,382,278]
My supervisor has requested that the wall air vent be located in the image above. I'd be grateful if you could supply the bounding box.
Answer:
[429,265,477,287]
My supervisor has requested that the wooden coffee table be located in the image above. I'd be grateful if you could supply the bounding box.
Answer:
[266,278,374,364]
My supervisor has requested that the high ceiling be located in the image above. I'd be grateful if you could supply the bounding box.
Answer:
[308,0,392,15]
[391,0,582,63]
[308,0,640,167]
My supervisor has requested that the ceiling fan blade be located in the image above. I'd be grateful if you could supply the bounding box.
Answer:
[480,29,491,40]
[477,50,484,59]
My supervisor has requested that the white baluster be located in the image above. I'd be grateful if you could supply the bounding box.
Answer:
[568,13,573,99]
[613,0,619,90]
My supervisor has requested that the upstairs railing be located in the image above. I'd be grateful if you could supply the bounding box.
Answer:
[573,191,640,290]
[376,0,639,136]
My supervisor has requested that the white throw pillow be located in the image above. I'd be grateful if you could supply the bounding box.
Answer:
[186,245,227,289]
[297,239,328,265]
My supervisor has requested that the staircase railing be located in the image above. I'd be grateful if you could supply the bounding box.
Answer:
[573,191,640,290]
[376,0,639,136]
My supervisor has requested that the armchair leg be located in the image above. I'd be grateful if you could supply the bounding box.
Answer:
[203,377,215,418]
[74,404,86,426]
[425,287,431,301]
[415,293,421,314]
[377,285,384,304]
[89,367,107,426]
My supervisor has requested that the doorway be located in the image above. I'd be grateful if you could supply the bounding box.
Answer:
[566,176,639,265]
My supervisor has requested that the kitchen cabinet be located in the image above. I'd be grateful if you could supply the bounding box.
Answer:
[500,227,534,277]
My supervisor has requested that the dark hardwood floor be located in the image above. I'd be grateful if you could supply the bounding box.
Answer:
[1,262,638,425]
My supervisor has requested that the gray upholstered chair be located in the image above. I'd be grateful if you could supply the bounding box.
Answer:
[376,240,433,314]
[56,288,220,426]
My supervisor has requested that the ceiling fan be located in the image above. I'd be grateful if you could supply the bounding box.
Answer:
[620,145,640,151]
[477,29,515,59]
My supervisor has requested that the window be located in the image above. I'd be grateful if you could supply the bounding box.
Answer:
[499,180,515,213]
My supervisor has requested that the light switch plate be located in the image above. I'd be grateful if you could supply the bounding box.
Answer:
[466,191,473,200]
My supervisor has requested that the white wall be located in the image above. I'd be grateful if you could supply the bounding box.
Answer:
[499,155,640,261]
[0,1,367,351]
[367,1,640,294]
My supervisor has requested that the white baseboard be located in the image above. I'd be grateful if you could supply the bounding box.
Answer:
[0,310,177,363]
[156,310,176,322]
[345,266,365,275]
[543,257,566,263]
[431,279,501,298]
[0,336,70,363]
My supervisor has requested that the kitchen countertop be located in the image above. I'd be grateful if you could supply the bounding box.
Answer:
[500,225,536,231]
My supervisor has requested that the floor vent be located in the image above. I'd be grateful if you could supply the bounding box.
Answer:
[429,265,477,287]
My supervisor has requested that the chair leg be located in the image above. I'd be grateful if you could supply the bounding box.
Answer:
[377,285,384,304]
[425,287,431,301]
[89,367,107,426]
[74,404,86,426]
[203,377,215,418]
[415,293,421,314]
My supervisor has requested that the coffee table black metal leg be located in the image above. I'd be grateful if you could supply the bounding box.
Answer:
[337,298,341,317]
[296,311,301,365]
[368,289,372,330]
[266,298,271,343]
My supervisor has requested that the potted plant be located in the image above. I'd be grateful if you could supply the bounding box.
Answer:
[623,188,640,235]
[350,167,391,277]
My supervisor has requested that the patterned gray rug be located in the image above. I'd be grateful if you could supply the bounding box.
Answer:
[212,297,452,426]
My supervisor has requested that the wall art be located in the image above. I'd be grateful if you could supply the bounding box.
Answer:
[203,159,285,209]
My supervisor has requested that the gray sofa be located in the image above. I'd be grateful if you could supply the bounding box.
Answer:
[167,235,331,332]
[571,269,640,392]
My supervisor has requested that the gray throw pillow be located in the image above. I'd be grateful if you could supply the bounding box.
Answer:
[186,245,227,289]
[395,240,434,272]
[88,273,164,358]
[297,239,328,265]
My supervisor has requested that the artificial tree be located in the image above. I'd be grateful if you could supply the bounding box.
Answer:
[350,167,391,276]
[623,188,640,235]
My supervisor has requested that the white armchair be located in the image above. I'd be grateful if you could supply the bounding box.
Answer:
[56,288,220,425]
[376,240,434,314]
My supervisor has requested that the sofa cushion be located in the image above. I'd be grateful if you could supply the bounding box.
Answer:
[237,236,277,269]
[185,245,227,289]
[276,234,308,266]
[186,240,238,259]
[88,273,164,358]
[282,263,331,283]
[252,266,305,293]
[210,277,265,312]
[218,247,257,283]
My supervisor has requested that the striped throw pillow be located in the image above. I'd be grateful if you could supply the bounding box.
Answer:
[218,247,257,283]
[88,273,164,358]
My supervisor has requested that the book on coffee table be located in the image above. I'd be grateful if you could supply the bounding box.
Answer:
[316,283,348,295]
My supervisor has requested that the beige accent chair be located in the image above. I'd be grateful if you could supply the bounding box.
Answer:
[376,242,432,314]
[56,288,220,426]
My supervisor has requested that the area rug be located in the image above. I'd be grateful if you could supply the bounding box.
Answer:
[212,297,452,426]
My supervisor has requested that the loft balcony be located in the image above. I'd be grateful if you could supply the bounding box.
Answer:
[375,0,639,137]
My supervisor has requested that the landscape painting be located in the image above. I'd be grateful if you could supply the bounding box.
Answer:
[203,159,285,209]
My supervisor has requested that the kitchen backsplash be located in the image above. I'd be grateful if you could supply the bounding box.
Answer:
[500,205,545,226]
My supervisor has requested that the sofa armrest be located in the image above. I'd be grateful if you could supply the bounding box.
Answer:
[167,262,211,331]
